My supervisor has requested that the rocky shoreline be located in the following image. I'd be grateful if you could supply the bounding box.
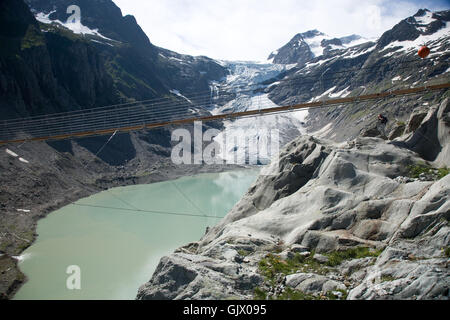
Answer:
[0,130,246,299]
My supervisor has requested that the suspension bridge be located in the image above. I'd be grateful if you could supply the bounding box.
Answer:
[0,82,448,145]
[0,53,449,146]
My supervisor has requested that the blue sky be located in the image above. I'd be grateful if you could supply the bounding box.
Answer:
[113,0,449,61]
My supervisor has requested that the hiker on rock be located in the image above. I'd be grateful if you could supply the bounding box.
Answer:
[377,114,388,137]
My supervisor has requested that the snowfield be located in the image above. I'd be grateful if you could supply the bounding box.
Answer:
[35,11,113,40]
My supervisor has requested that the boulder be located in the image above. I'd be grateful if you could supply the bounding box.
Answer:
[388,122,406,140]
[405,109,428,133]
[290,244,309,253]
[301,231,338,253]
[313,253,329,264]
[403,98,450,167]
[361,126,383,138]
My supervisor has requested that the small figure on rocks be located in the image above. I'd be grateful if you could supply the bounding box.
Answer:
[377,114,388,137]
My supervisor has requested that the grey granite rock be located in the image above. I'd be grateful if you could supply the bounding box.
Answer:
[138,123,449,300]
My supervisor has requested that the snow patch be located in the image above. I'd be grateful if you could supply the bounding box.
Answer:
[403,75,412,81]
[329,86,351,98]
[304,33,374,59]
[6,149,18,157]
[91,39,113,47]
[311,86,337,101]
[381,21,450,53]
[35,11,113,40]
[304,34,329,57]
[303,58,333,70]
[169,56,185,63]
[414,11,435,25]
[310,122,333,138]
[392,76,402,83]
[13,253,32,262]
[342,44,376,59]
[16,209,31,213]
[170,89,192,104]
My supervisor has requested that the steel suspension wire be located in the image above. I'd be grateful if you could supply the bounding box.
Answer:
[0,56,432,135]
[1,82,448,145]
[71,203,223,219]
[0,71,433,140]
[0,58,445,144]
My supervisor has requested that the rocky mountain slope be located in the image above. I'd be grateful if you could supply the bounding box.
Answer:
[265,9,449,142]
[267,29,369,65]
[137,98,449,300]
[205,8,449,164]
[0,0,227,121]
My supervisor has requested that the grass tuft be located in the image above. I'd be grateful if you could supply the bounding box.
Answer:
[324,247,383,267]
[407,163,449,180]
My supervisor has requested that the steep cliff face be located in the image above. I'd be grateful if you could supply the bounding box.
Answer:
[0,0,228,180]
[25,0,228,104]
[0,0,228,121]
[137,99,449,300]
[0,0,75,119]
[268,32,314,65]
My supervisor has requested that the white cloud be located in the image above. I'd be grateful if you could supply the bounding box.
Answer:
[112,0,448,61]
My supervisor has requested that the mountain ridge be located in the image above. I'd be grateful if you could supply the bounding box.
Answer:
[267,29,370,65]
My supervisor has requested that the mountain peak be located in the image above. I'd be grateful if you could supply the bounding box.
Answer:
[414,8,431,17]
[377,8,449,50]
[301,29,326,38]
[268,30,368,64]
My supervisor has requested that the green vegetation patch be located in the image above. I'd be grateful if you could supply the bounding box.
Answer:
[258,247,382,283]
[275,287,319,300]
[408,163,432,178]
[105,56,159,97]
[21,25,45,50]
[253,287,268,300]
[437,168,450,180]
[325,289,349,300]
[237,249,251,257]
[324,247,383,267]
[258,251,329,285]
[255,247,382,300]
[380,275,397,282]
[407,163,449,180]
[444,246,450,258]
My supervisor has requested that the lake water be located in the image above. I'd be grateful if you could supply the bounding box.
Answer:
[14,169,259,300]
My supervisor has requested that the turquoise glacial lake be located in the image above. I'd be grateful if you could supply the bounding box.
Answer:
[14,169,259,300]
